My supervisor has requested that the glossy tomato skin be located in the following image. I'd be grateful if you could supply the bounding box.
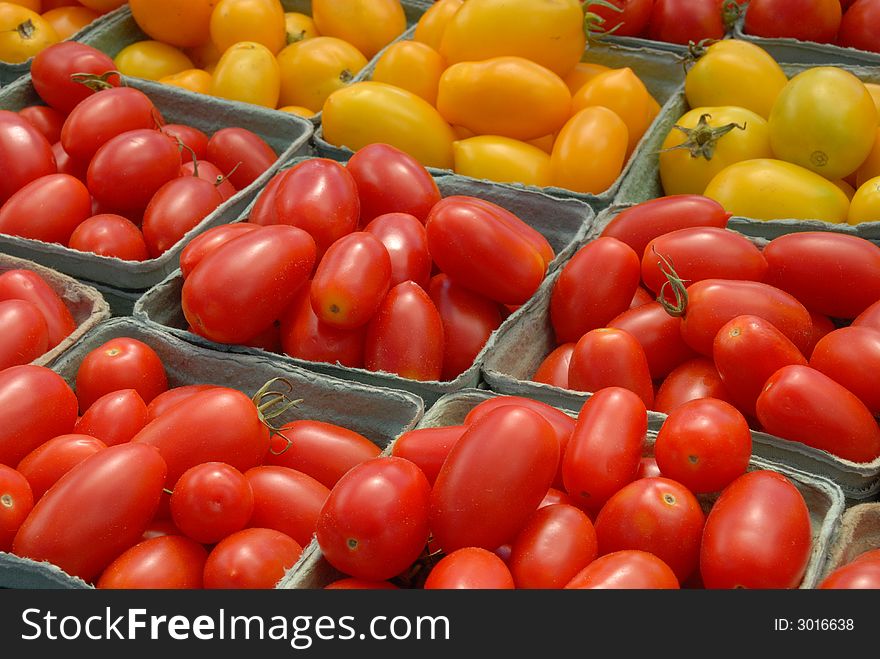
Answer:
[0,465,33,551]
[145,384,218,421]
[744,0,842,42]
[203,527,303,589]
[364,281,445,381]
[838,0,880,52]
[0,111,56,205]
[205,127,277,190]
[160,124,208,164]
[73,389,149,447]
[568,328,655,409]
[96,535,208,589]
[562,387,646,513]
[0,173,91,246]
[13,443,167,583]
[455,196,554,267]
[509,503,599,589]
[390,425,467,487]
[74,336,168,411]
[654,358,732,414]
[550,236,641,344]
[68,214,150,262]
[810,326,880,414]
[179,160,237,201]
[428,273,502,381]
[19,105,64,145]
[608,302,697,380]
[247,170,284,225]
[16,434,107,501]
[316,456,431,582]
[700,469,812,589]
[0,365,79,467]
[346,143,442,225]
[762,232,880,320]
[141,176,224,258]
[170,462,253,545]
[178,223,260,280]
[430,406,559,552]
[423,547,515,589]
[564,549,680,589]
[756,364,880,463]
[31,42,119,115]
[0,299,49,370]
[600,195,731,259]
[819,550,880,589]
[648,0,727,44]
[265,420,380,490]
[532,342,575,388]
[182,225,316,344]
[365,212,432,289]
[594,477,706,583]
[271,158,360,260]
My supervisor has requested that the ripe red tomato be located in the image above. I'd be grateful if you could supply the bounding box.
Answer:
[430,405,559,552]
[179,159,237,201]
[74,336,168,411]
[268,158,360,260]
[178,223,260,279]
[15,433,107,501]
[562,387,646,513]
[0,299,49,370]
[455,196,554,267]
[700,469,812,589]
[0,111,56,205]
[744,0,842,42]
[508,503,599,589]
[648,0,729,44]
[423,547,515,589]
[246,170,285,225]
[568,327,655,408]
[345,143,442,225]
[182,225,316,344]
[838,0,880,52]
[52,141,88,182]
[0,173,91,246]
[96,535,208,589]
[594,477,706,583]
[310,231,392,330]
[205,127,277,190]
[365,281,445,380]
[264,419,380,490]
[19,105,64,145]
[160,124,208,164]
[145,384,218,421]
[390,424,467,487]
[600,195,731,259]
[564,550,680,589]
[130,386,271,487]
[316,456,432,582]
[654,358,732,413]
[608,301,697,380]
[68,214,150,261]
[141,175,224,258]
[426,196,547,305]
[584,0,653,37]
[170,461,254,544]
[364,212,432,289]
[13,443,167,583]
[810,326,880,414]
[87,128,182,213]
[756,364,880,463]
[805,310,836,358]
[0,464,33,551]
[550,236,641,344]
[73,388,149,446]
[818,550,880,589]
[654,398,752,494]
[0,365,79,467]
[203,527,303,589]
[244,465,330,548]
[31,42,119,115]
[532,342,575,389]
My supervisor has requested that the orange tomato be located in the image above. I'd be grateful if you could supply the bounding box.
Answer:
[371,40,446,106]
[210,0,286,55]
[77,0,126,12]
[159,68,213,95]
[550,106,628,194]
[129,0,218,48]
[413,0,462,51]
[40,6,99,40]
[563,61,611,96]
[284,11,319,44]
[311,0,406,59]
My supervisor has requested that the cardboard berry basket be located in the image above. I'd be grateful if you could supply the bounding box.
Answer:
[0,315,425,589]
[614,59,880,241]
[132,158,595,407]
[0,252,110,368]
[313,30,687,212]
[0,73,314,298]
[278,387,845,590]
[819,502,880,584]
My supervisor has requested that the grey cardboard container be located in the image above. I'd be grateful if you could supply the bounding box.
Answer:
[78,0,434,126]
[132,163,595,407]
[0,72,313,290]
[481,206,880,501]
[615,60,880,240]
[0,253,110,367]
[0,316,425,589]
[820,502,880,581]
[313,34,687,211]
[279,388,845,590]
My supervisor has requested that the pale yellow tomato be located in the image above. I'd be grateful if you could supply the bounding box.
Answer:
[550,106,628,194]
[210,40,280,108]
[129,0,218,49]
[322,81,456,170]
[703,158,850,223]
[848,176,880,225]
[284,11,319,44]
[114,40,194,80]
[371,40,446,106]
[312,0,406,59]
[453,135,552,187]
[436,56,571,141]
[159,68,213,95]
[276,35,368,113]
[0,3,59,63]
[40,6,99,40]
[413,0,462,51]
[210,0,286,55]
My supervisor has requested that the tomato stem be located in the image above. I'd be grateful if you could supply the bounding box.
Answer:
[653,248,689,317]
[582,1,625,44]
[175,138,199,176]
[721,0,745,30]
[16,19,35,40]
[658,113,746,161]
[69,70,123,92]
[251,377,304,454]
[216,161,242,189]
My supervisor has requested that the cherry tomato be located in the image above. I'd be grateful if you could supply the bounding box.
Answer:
[532,343,575,389]
[68,214,150,262]
[648,0,728,44]
[205,127,277,190]
[364,281,445,381]
[744,0,842,42]
[145,384,218,421]
[19,105,64,145]
[16,434,106,501]
[170,462,254,545]
[700,469,812,589]
[0,365,78,467]
[819,550,880,589]
[0,299,48,369]
[365,213,432,290]
[423,546,515,589]
[316,456,431,582]
[345,143,442,226]
[203,527,302,589]
[0,464,33,552]
[13,443,167,583]
[0,173,91,246]
[73,388,149,447]
[608,302,698,381]
[96,535,208,589]
[810,326,880,415]
[182,225,316,344]
[564,550,680,589]
[430,405,559,552]
[244,465,330,548]
[390,425,468,487]
[31,42,119,116]
[141,175,224,258]
[568,328,655,409]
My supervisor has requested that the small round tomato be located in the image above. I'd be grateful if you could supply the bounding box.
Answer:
[203,527,302,589]
[838,0,880,52]
[42,6,100,41]
[424,546,515,589]
[550,106,628,194]
[210,41,281,109]
[276,36,368,113]
[245,465,330,548]
[96,535,208,589]
[0,464,33,551]
[0,299,49,370]
[68,214,150,262]
[0,4,59,64]
[564,550,680,589]
[170,462,254,545]
[73,388,149,447]
[568,328,655,409]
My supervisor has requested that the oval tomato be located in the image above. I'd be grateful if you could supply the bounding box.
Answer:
[810,326,880,415]
[452,135,552,188]
[838,0,880,52]
[160,124,208,164]
[423,546,515,589]
[564,550,680,589]
[210,0,285,55]
[178,223,260,280]
[568,328,655,409]
[96,535,208,589]
[365,213,432,290]
[142,175,224,258]
[209,41,281,109]
[68,214,150,262]
[169,461,253,545]
[0,299,48,369]
[203,527,302,589]
[145,384,218,421]
[390,425,468,487]
[0,173,91,246]
[413,0,462,51]
[608,302,698,380]
[819,550,880,589]
[128,0,216,49]
[73,388,149,447]
[19,105,64,145]
[31,42,119,115]
[15,433,106,501]
[550,106,628,194]
[532,342,575,389]
[744,0,842,42]
[0,464,33,551]
[205,126,277,190]
[654,358,732,413]
[276,36,368,113]
[648,0,728,44]
[371,39,445,107]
